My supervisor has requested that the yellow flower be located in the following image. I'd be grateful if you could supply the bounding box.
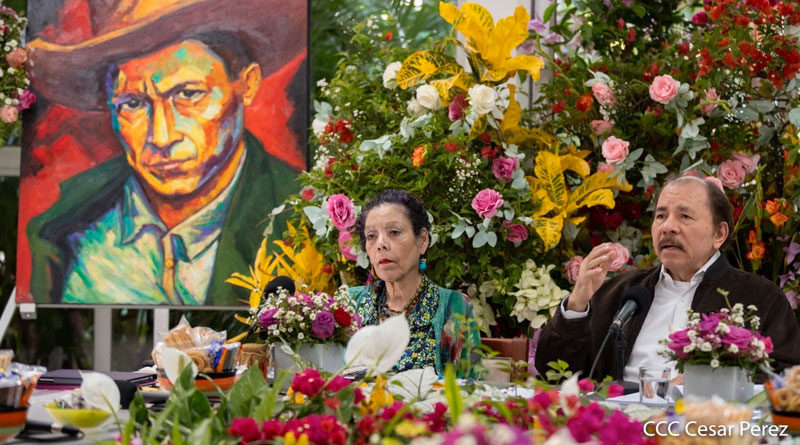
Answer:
[360,376,394,415]
[284,432,309,445]
[395,420,429,438]
[286,388,306,405]
[770,212,790,228]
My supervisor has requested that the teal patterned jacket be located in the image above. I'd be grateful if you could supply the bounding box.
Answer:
[349,282,481,376]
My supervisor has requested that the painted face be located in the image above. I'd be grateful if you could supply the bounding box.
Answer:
[652,181,727,281]
[364,204,429,284]
[109,40,248,197]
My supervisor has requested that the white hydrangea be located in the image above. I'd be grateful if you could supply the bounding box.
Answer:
[509,259,568,328]
[311,118,328,138]
[466,280,498,334]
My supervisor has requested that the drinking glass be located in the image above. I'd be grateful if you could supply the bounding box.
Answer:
[639,366,671,405]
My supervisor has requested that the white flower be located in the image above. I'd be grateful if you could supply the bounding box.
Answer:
[509,260,567,327]
[311,118,328,138]
[468,84,498,115]
[161,346,198,385]
[382,61,402,89]
[298,333,304,340]
[416,84,441,110]
[345,315,410,374]
[710,358,720,368]
[316,78,328,88]
[700,342,712,352]
[80,372,121,413]
[728,344,739,354]
[407,97,425,117]
[683,344,695,353]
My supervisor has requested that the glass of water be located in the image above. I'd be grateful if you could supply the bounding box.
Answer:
[639,366,671,405]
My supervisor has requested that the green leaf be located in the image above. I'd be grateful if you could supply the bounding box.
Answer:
[186,418,213,445]
[631,3,646,17]
[444,365,462,423]
[228,366,268,418]
[171,413,185,445]
[472,230,488,248]
[253,371,290,421]
[543,3,557,22]
[789,108,800,127]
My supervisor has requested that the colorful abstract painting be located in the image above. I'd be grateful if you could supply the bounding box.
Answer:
[18,0,308,305]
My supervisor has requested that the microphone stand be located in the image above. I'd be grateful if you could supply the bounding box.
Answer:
[611,326,639,395]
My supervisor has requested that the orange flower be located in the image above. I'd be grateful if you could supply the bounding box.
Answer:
[770,212,790,228]
[747,242,765,260]
[748,230,758,244]
[412,146,427,167]
[764,199,781,215]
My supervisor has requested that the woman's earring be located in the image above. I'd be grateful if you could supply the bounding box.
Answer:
[419,257,427,271]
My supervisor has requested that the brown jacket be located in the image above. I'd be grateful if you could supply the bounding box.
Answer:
[535,255,800,380]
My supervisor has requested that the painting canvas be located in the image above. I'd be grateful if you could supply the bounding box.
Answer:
[17,0,308,306]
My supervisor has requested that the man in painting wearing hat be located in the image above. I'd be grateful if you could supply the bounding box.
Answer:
[23,0,307,305]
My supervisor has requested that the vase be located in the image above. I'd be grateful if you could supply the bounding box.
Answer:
[683,364,753,402]
[272,343,345,375]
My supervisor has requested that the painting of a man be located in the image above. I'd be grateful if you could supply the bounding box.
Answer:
[18,0,307,305]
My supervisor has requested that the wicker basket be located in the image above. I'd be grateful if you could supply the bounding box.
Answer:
[238,343,272,378]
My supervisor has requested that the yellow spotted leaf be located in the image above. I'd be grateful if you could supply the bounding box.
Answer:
[532,215,564,251]
[568,215,587,226]
[560,155,590,178]
[484,6,530,68]
[501,54,544,82]
[533,151,568,209]
[565,171,632,214]
[573,189,616,211]
[430,71,474,104]
[500,84,521,135]
[468,114,487,140]
[397,51,462,90]
[439,1,461,24]
[447,3,495,56]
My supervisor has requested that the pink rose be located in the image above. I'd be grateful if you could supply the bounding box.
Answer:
[701,88,718,115]
[16,90,35,111]
[731,152,759,175]
[649,75,680,104]
[692,11,708,25]
[565,256,583,284]
[591,83,615,108]
[704,176,724,191]
[717,160,746,189]
[590,120,614,136]
[471,189,504,219]
[607,243,630,271]
[667,330,692,359]
[502,220,529,243]
[597,162,615,173]
[492,156,518,182]
[326,194,356,230]
[338,230,358,261]
[601,136,630,165]
[448,94,468,121]
[5,48,26,68]
[722,326,754,350]
[0,106,18,124]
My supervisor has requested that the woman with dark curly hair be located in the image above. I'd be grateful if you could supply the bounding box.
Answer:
[350,189,480,375]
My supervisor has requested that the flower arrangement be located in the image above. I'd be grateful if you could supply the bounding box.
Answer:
[661,294,773,375]
[268,3,629,336]
[0,5,32,144]
[244,285,360,348]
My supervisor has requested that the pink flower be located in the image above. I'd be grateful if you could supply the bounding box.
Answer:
[608,384,624,398]
[492,156,518,182]
[17,90,35,111]
[598,410,644,445]
[667,330,692,359]
[0,106,17,124]
[325,375,351,392]
[701,88,718,114]
[502,220,529,243]
[692,11,708,25]
[578,378,595,392]
[722,326,753,350]
[607,243,630,271]
[448,94,468,121]
[649,75,680,104]
[591,83,615,108]
[5,48,26,68]
[228,417,261,442]
[258,308,279,329]
[698,312,727,334]
[471,189,504,219]
[565,256,583,284]
[326,194,356,230]
[704,176,724,191]
[291,368,325,396]
[717,160,746,189]
[601,136,630,165]
[337,230,358,261]
[590,119,614,136]
[597,162,615,173]
[731,152,759,175]
[312,311,335,340]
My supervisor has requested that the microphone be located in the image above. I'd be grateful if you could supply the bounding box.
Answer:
[262,276,295,300]
[609,285,653,333]
[21,420,83,438]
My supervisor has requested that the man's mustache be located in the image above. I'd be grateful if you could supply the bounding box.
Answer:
[658,237,684,250]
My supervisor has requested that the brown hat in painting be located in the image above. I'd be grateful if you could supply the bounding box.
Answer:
[27,0,307,111]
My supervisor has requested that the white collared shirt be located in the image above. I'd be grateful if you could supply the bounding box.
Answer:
[559,251,721,381]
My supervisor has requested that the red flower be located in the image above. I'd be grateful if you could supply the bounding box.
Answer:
[652,107,664,118]
[321,264,333,275]
[384,30,393,40]
[228,417,261,443]
[616,17,626,30]
[481,145,499,159]
[422,402,448,433]
[338,127,354,144]
[333,307,352,327]
[357,416,376,437]
[444,141,459,152]
[301,188,315,201]
[479,132,492,144]
[608,384,625,397]
[626,27,636,44]
[735,14,750,26]
[576,93,593,112]
[678,41,690,55]
[324,397,341,410]
[552,99,566,114]
[644,185,656,198]
[354,387,366,404]
[291,368,325,396]
[603,212,623,229]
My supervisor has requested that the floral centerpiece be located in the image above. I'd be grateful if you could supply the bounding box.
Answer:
[660,299,773,375]
[0,5,33,144]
